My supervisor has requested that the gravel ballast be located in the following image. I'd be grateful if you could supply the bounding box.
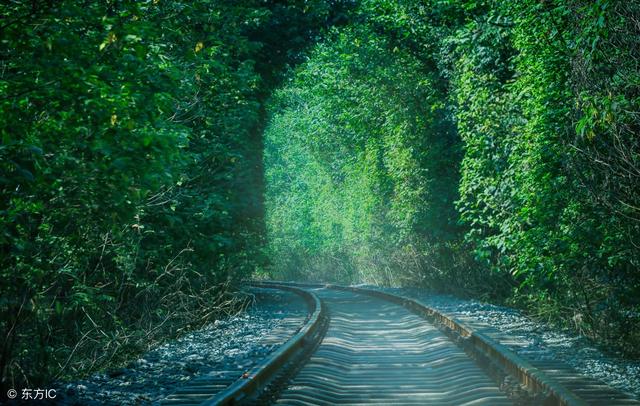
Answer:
[54,287,307,406]
[18,283,639,404]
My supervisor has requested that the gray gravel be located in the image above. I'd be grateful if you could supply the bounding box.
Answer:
[37,284,640,404]
[370,286,640,400]
[53,288,307,405]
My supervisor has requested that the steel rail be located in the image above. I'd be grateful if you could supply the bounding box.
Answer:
[327,283,586,406]
[272,283,511,405]
[255,282,600,406]
[166,281,638,405]
[200,282,327,405]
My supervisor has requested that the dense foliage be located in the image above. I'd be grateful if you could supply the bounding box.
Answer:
[449,0,640,352]
[0,0,349,388]
[265,8,463,286]
[2,0,638,390]
[265,0,640,354]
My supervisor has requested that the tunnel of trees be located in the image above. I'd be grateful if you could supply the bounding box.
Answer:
[1,0,639,390]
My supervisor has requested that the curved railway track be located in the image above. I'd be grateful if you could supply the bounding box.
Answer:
[163,282,640,406]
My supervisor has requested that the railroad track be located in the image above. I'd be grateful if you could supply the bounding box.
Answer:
[163,282,640,406]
